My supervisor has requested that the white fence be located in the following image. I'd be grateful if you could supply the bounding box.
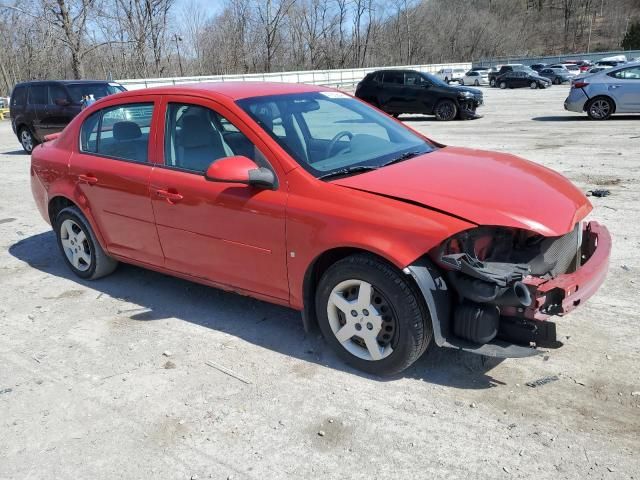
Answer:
[117,62,472,91]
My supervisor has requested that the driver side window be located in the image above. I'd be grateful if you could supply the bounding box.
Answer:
[300,99,389,142]
[164,103,268,173]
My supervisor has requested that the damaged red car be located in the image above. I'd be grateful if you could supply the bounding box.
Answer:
[30,82,611,375]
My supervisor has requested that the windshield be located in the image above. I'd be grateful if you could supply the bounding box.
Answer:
[421,72,449,87]
[66,83,126,104]
[237,91,434,178]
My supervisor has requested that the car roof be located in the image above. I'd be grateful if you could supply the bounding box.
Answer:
[14,80,120,87]
[111,81,331,101]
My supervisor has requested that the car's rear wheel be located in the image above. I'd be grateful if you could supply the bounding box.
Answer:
[19,127,36,154]
[434,99,458,121]
[586,97,614,120]
[444,77,449,84]
[474,80,480,86]
[499,81,507,89]
[490,78,496,87]
[55,206,118,279]
[553,78,560,85]
[460,79,465,85]
[530,81,538,89]
[315,254,432,376]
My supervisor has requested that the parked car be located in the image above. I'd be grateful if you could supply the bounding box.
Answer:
[495,70,551,89]
[30,82,611,375]
[488,64,525,87]
[549,63,580,76]
[539,68,572,85]
[355,69,483,121]
[460,70,489,86]
[530,63,547,72]
[435,67,467,84]
[10,80,125,153]
[565,62,640,120]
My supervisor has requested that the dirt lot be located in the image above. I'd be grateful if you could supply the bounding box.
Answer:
[0,85,638,480]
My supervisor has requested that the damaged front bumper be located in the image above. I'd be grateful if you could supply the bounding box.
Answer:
[406,221,611,358]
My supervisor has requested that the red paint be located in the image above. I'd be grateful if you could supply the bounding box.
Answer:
[30,81,610,320]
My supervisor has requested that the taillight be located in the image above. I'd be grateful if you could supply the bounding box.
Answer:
[573,81,589,88]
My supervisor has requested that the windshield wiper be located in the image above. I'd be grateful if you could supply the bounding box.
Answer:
[381,151,424,168]
[318,165,379,181]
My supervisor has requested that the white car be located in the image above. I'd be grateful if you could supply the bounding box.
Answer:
[549,63,580,76]
[460,70,489,86]
[435,67,467,84]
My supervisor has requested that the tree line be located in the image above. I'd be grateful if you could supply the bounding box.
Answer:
[0,0,638,94]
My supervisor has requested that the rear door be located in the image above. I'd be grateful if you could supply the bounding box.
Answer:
[27,84,49,140]
[378,71,405,112]
[606,66,640,112]
[70,99,164,265]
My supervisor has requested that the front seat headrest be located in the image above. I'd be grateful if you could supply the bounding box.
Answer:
[113,121,142,141]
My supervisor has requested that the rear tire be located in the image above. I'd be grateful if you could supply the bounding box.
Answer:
[55,206,118,280]
[315,254,432,376]
[490,78,496,87]
[434,99,458,121]
[460,79,465,85]
[586,97,614,120]
[474,80,480,86]
[19,127,36,154]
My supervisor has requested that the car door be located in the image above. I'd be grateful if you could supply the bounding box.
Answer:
[606,66,640,111]
[70,99,165,265]
[27,84,49,140]
[378,71,405,112]
[38,84,76,136]
[402,71,428,113]
[148,96,289,300]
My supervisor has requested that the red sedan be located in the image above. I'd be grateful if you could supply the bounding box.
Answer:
[30,82,611,375]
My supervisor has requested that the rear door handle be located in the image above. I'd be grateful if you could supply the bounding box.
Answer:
[154,188,183,204]
[78,174,98,185]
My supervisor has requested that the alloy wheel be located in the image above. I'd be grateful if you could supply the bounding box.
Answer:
[326,279,396,361]
[21,129,33,153]
[589,99,611,120]
[59,219,92,271]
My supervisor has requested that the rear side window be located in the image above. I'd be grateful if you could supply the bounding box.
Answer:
[48,85,68,105]
[28,85,48,105]
[383,72,403,84]
[10,87,26,107]
[79,103,154,163]
[608,67,640,80]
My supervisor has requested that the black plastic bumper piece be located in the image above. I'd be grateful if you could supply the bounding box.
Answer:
[406,257,540,359]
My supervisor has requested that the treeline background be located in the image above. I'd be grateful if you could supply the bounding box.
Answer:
[0,0,638,94]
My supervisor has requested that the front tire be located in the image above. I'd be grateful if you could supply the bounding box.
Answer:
[55,206,118,279]
[530,81,538,89]
[474,80,480,86]
[315,254,432,376]
[19,127,36,154]
[586,97,614,120]
[460,79,465,85]
[490,78,496,87]
[499,81,507,89]
[434,99,458,121]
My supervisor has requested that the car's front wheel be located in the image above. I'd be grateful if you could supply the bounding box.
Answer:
[55,206,118,279]
[586,97,614,120]
[316,254,432,376]
[489,78,496,87]
[434,99,458,121]
[460,79,465,85]
[530,81,538,89]
[499,81,507,89]
[19,127,36,154]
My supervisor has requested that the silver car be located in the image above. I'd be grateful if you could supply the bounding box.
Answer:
[564,62,640,120]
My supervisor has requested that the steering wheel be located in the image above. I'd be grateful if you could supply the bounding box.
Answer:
[326,131,354,157]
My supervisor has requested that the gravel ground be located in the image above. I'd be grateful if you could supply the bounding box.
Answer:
[0,85,638,480]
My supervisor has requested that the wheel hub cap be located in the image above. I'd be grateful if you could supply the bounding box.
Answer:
[60,219,92,272]
[327,279,395,361]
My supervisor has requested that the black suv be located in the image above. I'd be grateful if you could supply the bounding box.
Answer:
[355,69,483,121]
[10,80,125,153]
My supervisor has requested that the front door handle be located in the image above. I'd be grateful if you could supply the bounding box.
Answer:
[78,174,98,185]
[608,85,621,89]
[154,189,183,204]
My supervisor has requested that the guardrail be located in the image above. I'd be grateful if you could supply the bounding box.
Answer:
[117,62,472,91]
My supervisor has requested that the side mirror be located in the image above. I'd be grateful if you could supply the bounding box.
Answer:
[204,156,276,189]
[54,98,70,106]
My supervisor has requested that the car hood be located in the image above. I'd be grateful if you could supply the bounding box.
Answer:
[331,147,591,237]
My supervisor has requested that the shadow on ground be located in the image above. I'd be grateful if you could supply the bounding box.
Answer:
[9,231,506,390]
[532,115,640,122]
[1,149,27,155]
